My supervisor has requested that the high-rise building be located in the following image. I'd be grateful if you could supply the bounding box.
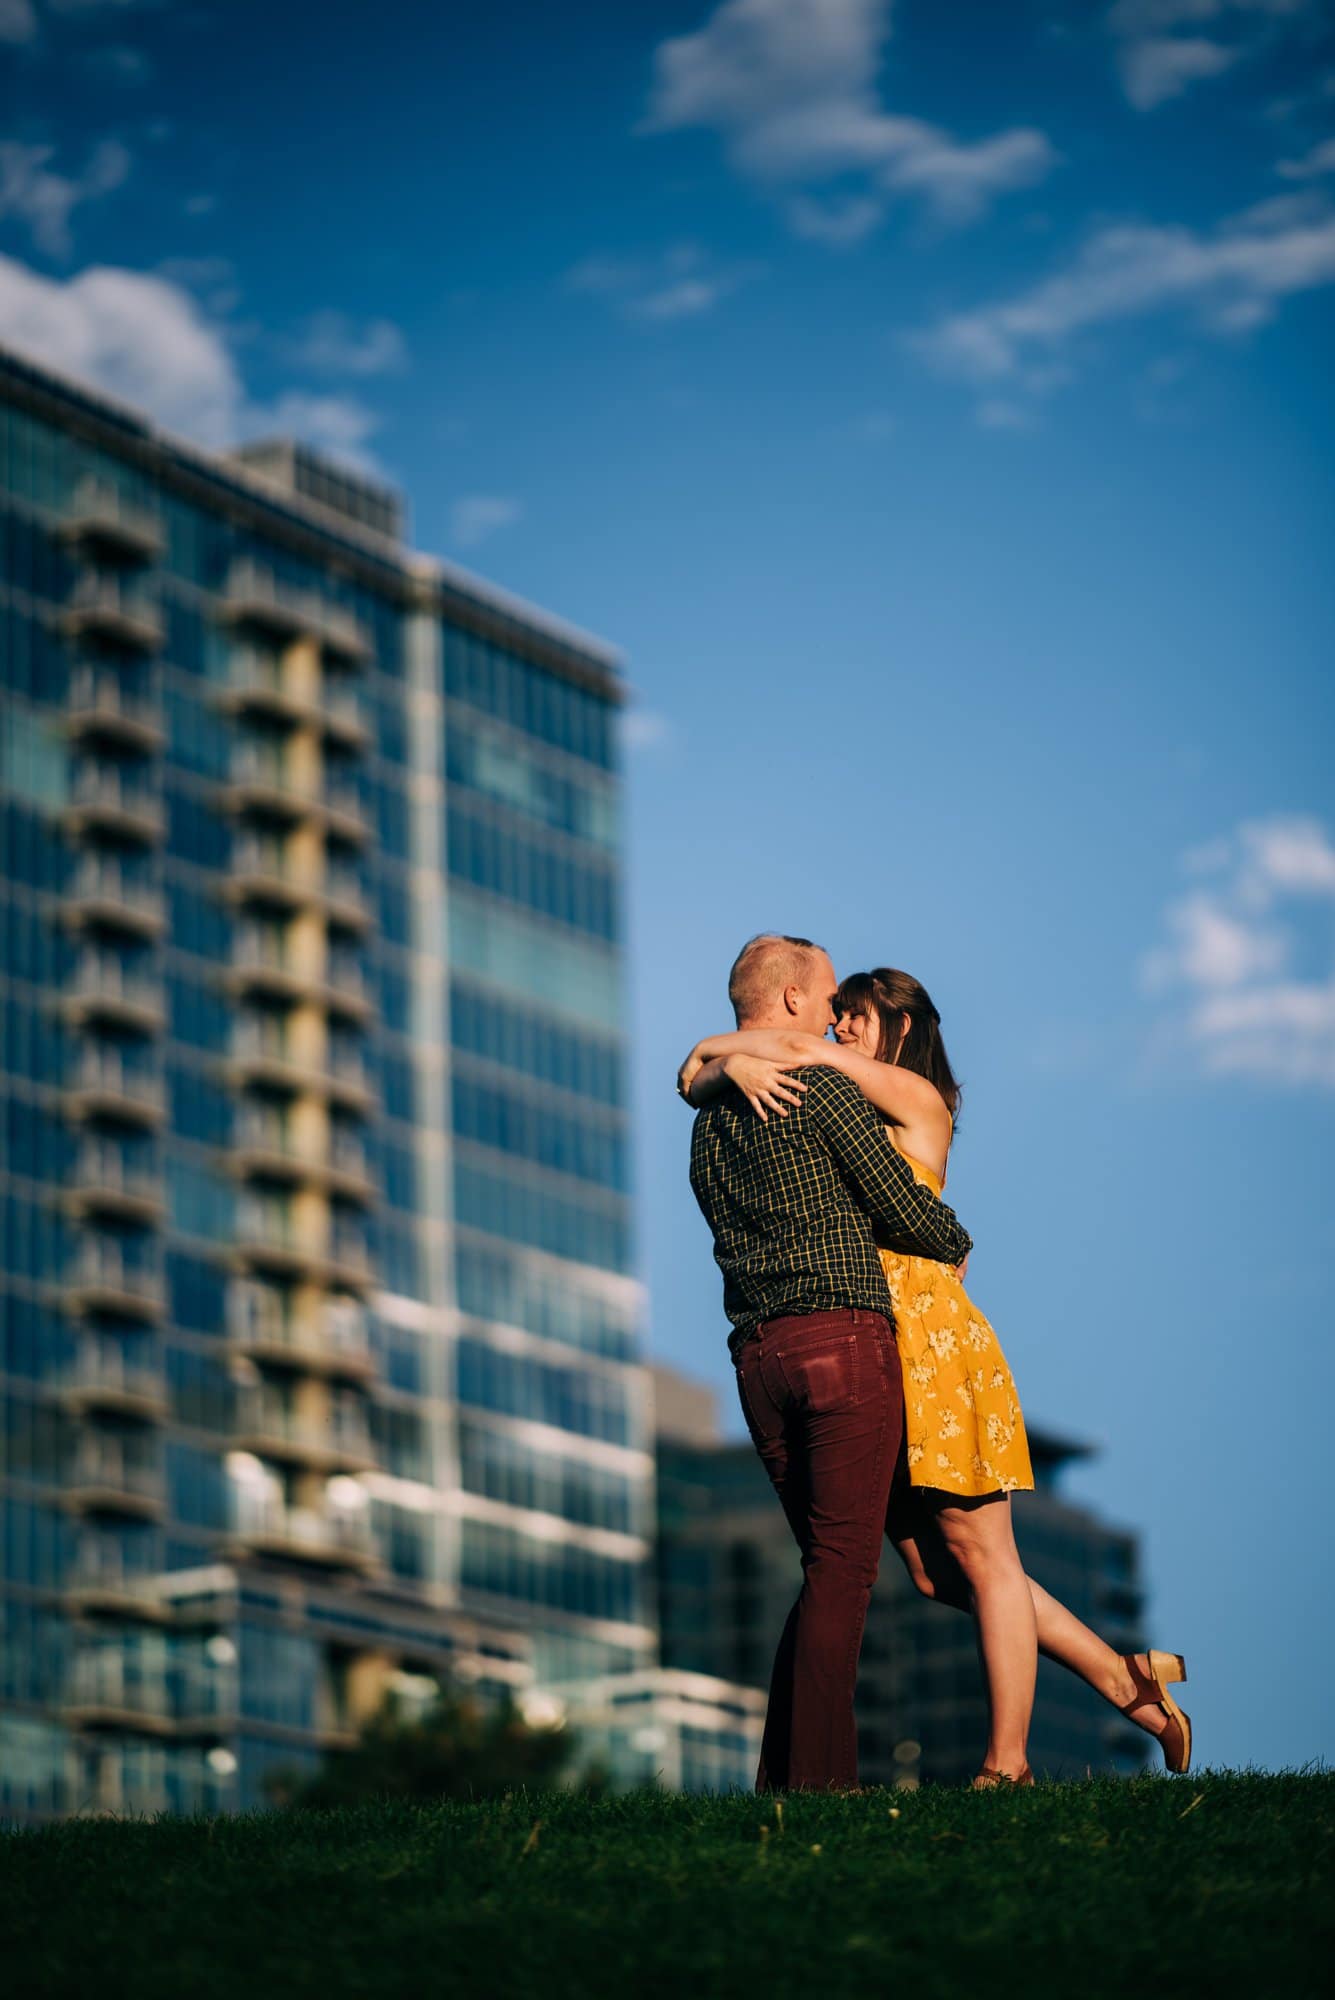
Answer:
[653,1366,1150,1787]
[0,347,655,1822]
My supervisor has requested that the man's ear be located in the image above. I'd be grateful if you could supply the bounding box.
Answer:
[782,985,802,1018]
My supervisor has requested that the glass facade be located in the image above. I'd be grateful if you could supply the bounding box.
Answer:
[0,348,652,1820]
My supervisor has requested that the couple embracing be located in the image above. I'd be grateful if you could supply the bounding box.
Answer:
[680,933,1191,1791]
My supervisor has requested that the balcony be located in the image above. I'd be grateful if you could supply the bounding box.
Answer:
[321,863,371,933]
[65,666,164,752]
[219,654,372,752]
[61,1238,166,1320]
[228,835,320,913]
[224,741,320,821]
[68,1139,164,1223]
[324,1042,375,1114]
[232,1392,376,1475]
[60,482,164,564]
[64,1437,164,1518]
[219,652,310,728]
[231,1108,325,1185]
[228,1021,375,1113]
[326,1130,375,1203]
[323,954,374,1023]
[231,1109,374,1203]
[228,926,321,1006]
[63,576,165,652]
[234,1203,373,1293]
[63,1652,229,1738]
[54,1339,167,1421]
[61,1665,176,1737]
[230,1492,377,1571]
[65,1044,166,1126]
[221,562,372,664]
[320,679,371,751]
[321,775,372,845]
[326,1227,374,1289]
[62,1553,173,1622]
[227,1018,320,1096]
[229,1286,375,1383]
[62,953,166,1033]
[64,763,165,844]
[228,933,374,1021]
[65,856,166,938]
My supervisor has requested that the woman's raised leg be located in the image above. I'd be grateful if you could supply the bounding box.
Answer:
[888,1494,1171,1749]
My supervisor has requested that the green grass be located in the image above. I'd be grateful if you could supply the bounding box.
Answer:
[2,1774,1330,1998]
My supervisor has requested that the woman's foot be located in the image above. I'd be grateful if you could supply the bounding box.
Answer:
[972,1764,1033,1788]
[1119,1651,1191,1774]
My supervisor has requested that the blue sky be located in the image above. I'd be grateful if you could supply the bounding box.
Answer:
[3,0,1333,1772]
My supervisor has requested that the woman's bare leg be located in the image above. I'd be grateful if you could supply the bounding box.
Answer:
[930,1494,1036,1780]
[890,1507,1167,1742]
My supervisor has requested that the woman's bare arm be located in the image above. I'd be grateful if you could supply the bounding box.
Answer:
[816,1043,951,1136]
[684,1057,731,1105]
[684,1053,808,1122]
[677,1026,949,1136]
[677,1027,818,1098]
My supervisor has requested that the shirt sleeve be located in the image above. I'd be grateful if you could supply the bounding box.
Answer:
[803,1067,973,1266]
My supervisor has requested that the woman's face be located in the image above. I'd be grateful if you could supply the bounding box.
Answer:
[834,1010,880,1059]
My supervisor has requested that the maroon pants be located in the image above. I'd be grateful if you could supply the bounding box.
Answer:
[735,1308,903,1792]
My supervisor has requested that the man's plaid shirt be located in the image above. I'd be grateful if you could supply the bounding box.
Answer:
[689,1066,973,1358]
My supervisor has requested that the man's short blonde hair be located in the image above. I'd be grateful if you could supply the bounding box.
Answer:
[728,933,826,1025]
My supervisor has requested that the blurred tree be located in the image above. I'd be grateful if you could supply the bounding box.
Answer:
[272,1689,573,1807]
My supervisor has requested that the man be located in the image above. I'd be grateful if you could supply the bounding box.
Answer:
[687,934,973,1792]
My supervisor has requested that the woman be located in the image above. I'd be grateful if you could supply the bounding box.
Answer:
[679,967,1190,1786]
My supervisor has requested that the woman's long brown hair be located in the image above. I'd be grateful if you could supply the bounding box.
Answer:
[833,968,962,1124]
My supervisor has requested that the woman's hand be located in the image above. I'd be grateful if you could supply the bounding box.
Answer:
[676,1047,707,1100]
[722,1053,808,1122]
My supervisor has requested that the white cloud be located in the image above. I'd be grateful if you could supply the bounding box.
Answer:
[84,43,151,83]
[1187,981,1335,1084]
[975,397,1032,430]
[1119,36,1240,110]
[1277,137,1335,181]
[641,0,1056,233]
[1239,816,1335,897]
[0,138,130,257]
[1107,0,1314,113]
[621,709,680,753]
[567,241,758,321]
[155,254,239,315]
[261,391,381,469]
[450,495,523,549]
[916,190,1335,410]
[852,407,898,441]
[0,250,389,467]
[1144,893,1286,990]
[1144,815,1335,1087]
[787,193,884,247]
[0,0,37,43]
[0,251,241,442]
[289,310,406,376]
[0,0,160,42]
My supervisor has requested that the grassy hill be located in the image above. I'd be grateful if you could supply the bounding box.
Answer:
[2,1773,1329,1998]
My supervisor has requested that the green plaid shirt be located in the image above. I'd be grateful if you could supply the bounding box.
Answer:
[689,1066,973,1357]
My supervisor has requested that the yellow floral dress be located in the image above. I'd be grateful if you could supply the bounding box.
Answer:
[880,1142,1033,1496]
